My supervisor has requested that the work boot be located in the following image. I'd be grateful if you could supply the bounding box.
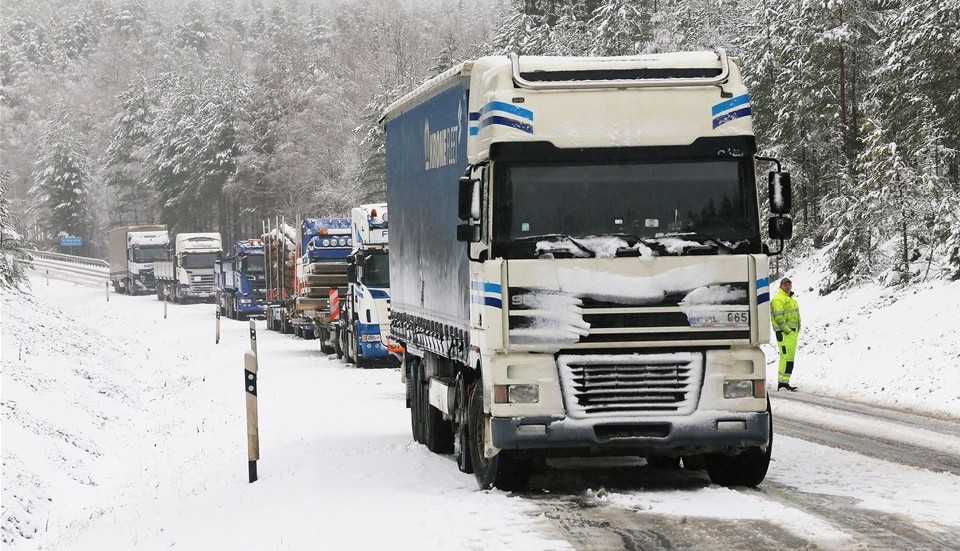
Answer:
[778,382,798,392]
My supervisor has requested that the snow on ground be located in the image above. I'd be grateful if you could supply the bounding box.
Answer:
[764,248,960,418]
[3,248,960,550]
[1,276,569,551]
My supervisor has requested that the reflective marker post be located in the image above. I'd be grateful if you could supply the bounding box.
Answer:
[106,280,110,302]
[164,291,168,319]
[245,320,260,483]
[216,308,221,344]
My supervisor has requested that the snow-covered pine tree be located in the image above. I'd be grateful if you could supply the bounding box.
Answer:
[29,116,93,254]
[0,172,32,289]
[587,0,653,56]
[103,76,155,225]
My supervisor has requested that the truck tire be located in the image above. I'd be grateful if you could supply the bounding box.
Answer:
[705,398,772,487]
[334,326,345,360]
[410,358,424,443]
[468,384,530,491]
[420,360,453,454]
[113,280,123,294]
[454,375,474,474]
[234,295,244,320]
[346,329,357,364]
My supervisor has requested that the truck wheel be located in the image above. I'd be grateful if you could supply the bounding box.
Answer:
[113,280,123,294]
[126,278,134,295]
[420,362,453,454]
[410,358,424,443]
[234,295,244,320]
[334,328,344,359]
[454,375,474,474]
[705,398,772,487]
[346,328,357,364]
[468,384,530,491]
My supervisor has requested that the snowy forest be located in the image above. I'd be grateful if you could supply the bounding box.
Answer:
[2,0,959,290]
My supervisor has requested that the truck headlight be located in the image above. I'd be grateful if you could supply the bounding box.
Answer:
[723,379,764,399]
[361,334,381,342]
[338,238,347,246]
[322,239,330,247]
[240,299,251,304]
[494,384,539,404]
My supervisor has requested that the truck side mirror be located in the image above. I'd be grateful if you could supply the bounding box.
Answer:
[768,216,793,240]
[458,175,480,221]
[346,264,357,284]
[457,223,481,243]
[768,171,792,215]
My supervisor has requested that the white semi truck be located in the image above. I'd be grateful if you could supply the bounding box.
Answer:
[155,232,222,303]
[338,204,398,368]
[383,50,793,490]
[107,225,169,295]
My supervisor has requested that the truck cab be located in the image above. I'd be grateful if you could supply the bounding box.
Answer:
[384,51,793,490]
[108,225,168,294]
[155,232,222,303]
[339,204,397,367]
[215,239,266,319]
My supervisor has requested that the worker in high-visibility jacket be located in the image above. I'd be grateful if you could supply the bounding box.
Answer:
[770,277,801,391]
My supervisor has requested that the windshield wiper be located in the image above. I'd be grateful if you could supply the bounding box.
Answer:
[659,231,739,253]
[511,234,596,258]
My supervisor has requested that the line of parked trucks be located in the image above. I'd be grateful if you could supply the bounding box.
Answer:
[108,49,795,493]
[107,203,396,368]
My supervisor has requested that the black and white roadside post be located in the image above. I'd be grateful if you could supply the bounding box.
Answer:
[45,269,49,286]
[106,280,110,302]
[216,307,221,344]
[163,290,168,319]
[244,319,260,482]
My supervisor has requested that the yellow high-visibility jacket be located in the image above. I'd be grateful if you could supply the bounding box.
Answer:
[770,288,801,333]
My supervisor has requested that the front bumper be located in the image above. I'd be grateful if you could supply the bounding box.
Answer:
[491,410,769,456]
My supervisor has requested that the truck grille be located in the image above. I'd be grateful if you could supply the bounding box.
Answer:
[193,274,215,292]
[557,353,702,419]
[507,285,751,350]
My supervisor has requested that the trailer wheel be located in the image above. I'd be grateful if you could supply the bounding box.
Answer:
[468,384,530,491]
[421,366,453,454]
[705,397,772,487]
[409,358,423,443]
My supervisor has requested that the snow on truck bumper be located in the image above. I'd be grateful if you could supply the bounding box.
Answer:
[490,411,770,455]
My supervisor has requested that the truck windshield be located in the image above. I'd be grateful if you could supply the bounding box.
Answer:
[493,158,760,259]
[241,254,265,274]
[132,245,168,263]
[363,252,390,288]
[181,252,218,270]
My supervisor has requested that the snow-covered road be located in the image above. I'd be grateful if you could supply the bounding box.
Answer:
[3,272,960,550]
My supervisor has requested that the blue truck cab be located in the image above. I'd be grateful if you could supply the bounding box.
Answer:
[339,204,397,367]
[294,218,352,351]
[215,239,266,319]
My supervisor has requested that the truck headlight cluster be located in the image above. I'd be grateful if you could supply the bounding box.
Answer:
[494,384,539,404]
[361,334,381,342]
[723,379,765,399]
